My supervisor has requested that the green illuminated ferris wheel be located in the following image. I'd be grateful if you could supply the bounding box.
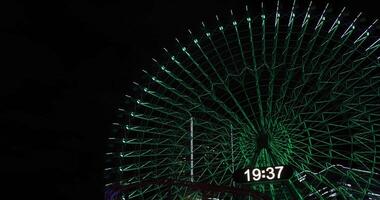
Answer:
[106,1,380,199]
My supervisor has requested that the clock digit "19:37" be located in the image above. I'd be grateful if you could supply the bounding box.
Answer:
[243,166,284,181]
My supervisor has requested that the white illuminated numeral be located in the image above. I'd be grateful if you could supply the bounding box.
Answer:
[275,166,284,179]
[244,169,250,182]
[266,167,275,180]
[252,168,261,181]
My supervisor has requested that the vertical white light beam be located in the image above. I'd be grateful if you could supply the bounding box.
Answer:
[231,124,235,187]
[230,124,234,172]
[190,117,194,182]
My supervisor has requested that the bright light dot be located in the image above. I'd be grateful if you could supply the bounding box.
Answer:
[329,193,337,197]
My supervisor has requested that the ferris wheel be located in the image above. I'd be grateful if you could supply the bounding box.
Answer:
[105,1,380,199]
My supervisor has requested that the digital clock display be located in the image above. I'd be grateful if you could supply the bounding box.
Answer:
[233,165,293,183]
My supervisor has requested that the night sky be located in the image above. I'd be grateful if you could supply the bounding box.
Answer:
[1,0,378,199]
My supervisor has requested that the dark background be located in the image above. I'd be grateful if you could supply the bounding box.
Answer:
[0,0,378,199]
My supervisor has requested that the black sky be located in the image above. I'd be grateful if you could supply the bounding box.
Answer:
[1,0,379,199]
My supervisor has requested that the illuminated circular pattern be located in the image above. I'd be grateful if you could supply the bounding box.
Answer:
[106,1,380,199]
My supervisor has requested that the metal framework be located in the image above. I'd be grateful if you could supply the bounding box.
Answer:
[106,1,380,199]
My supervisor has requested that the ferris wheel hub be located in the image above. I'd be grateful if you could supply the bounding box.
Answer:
[256,133,270,149]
